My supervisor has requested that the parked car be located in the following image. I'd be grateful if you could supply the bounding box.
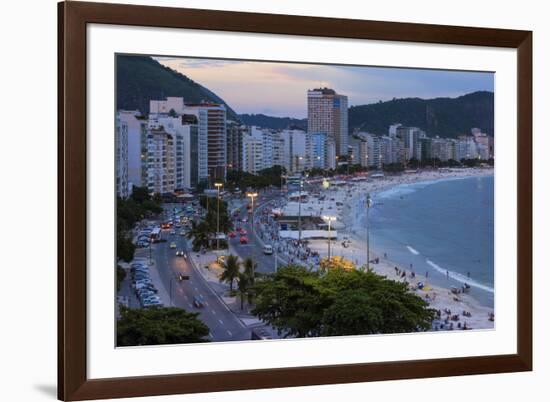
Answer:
[228,231,236,238]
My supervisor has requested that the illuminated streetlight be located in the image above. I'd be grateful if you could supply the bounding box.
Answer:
[366,193,372,270]
[323,215,337,259]
[247,192,258,226]
[214,182,223,249]
[298,179,304,243]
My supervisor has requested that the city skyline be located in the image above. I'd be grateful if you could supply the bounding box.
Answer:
[155,56,494,118]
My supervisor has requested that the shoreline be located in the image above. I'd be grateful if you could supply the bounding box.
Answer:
[306,168,495,330]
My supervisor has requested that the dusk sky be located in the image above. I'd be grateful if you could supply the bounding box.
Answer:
[155,56,494,119]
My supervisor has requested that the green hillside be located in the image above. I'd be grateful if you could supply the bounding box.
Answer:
[116,55,237,119]
[348,91,494,137]
[238,114,307,131]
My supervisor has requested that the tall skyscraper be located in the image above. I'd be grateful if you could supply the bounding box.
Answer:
[307,88,349,158]
[184,103,227,183]
[226,120,244,172]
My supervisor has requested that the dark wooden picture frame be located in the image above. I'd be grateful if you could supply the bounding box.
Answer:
[58,1,532,400]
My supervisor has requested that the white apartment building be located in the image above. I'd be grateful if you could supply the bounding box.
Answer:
[397,126,424,161]
[307,88,349,158]
[279,129,312,173]
[327,140,337,170]
[365,134,383,169]
[117,110,147,190]
[149,115,199,190]
[115,115,129,198]
[145,128,176,194]
[430,138,453,162]
[242,131,264,174]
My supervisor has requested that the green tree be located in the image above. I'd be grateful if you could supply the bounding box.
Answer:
[117,306,209,346]
[117,231,135,263]
[237,272,251,310]
[319,269,434,335]
[252,265,329,337]
[219,254,240,292]
[252,265,435,338]
[187,221,210,251]
[116,265,127,291]
[242,257,258,304]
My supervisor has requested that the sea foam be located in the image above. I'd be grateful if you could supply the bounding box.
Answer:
[426,259,494,293]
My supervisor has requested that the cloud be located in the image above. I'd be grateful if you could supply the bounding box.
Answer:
[153,56,494,118]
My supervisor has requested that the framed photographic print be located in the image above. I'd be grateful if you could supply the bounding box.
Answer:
[58,1,532,400]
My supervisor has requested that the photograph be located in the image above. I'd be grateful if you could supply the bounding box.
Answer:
[115,54,495,347]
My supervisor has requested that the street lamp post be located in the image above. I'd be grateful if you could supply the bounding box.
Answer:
[366,193,372,270]
[214,182,223,250]
[323,215,336,260]
[298,179,304,243]
[247,192,258,227]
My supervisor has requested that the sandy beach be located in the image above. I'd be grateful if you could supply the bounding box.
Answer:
[289,168,495,331]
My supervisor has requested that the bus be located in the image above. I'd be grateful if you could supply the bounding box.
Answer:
[150,227,162,243]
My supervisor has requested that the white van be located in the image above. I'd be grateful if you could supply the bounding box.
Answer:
[263,245,273,255]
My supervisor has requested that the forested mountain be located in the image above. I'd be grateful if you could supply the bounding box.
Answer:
[243,92,494,138]
[348,91,494,137]
[116,55,237,119]
[116,55,493,138]
[238,114,307,131]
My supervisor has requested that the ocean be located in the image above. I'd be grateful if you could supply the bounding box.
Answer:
[354,175,494,308]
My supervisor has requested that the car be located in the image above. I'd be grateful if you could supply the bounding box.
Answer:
[242,217,248,223]
[193,296,204,308]
[169,242,177,249]
[169,229,176,235]
[240,236,248,244]
[180,231,186,236]
[228,231,236,238]
[263,245,273,255]
[176,250,184,256]
[239,228,247,235]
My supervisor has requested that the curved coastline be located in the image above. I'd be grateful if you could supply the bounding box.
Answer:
[336,168,495,330]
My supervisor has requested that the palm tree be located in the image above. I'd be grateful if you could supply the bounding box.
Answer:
[187,221,210,251]
[220,254,240,292]
[242,257,258,305]
[237,272,250,310]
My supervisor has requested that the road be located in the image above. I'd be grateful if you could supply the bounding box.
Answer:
[142,233,251,342]
[229,190,284,274]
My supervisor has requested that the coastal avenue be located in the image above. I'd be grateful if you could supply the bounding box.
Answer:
[230,190,285,275]
[138,231,250,342]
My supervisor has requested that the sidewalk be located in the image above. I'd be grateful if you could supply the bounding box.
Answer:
[186,240,258,322]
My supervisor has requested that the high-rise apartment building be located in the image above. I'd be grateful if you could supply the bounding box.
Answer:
[145,128,176,194]
[117,110,148,190]
[184,103,227,183]
[311,132,328,169]
[115,115,129,198]
[226,120,244,171]
[307,88,348,158]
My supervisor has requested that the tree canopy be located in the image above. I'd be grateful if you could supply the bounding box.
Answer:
[117,306,209,346]
[116,186,163,262]
[252,265,435,338]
